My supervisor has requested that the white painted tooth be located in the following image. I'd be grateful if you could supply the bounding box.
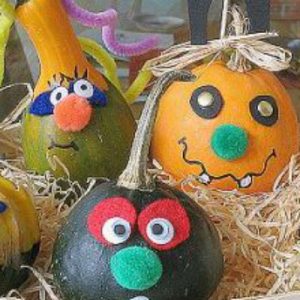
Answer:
[240,175,252,188]
[198,173,211,184]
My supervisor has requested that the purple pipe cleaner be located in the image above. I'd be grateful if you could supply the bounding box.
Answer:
[62,0,159,57]
[62,0,117,27]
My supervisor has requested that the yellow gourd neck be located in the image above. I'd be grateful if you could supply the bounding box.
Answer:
[16,0,107,95]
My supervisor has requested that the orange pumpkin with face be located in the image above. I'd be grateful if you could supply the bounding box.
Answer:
[151,61,299,194]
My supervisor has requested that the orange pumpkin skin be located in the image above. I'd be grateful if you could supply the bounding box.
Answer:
[151,61,299,194]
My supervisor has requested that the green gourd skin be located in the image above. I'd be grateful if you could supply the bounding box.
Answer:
[0,243,40,295]
[22,81,136,184]
[52,182,224,300]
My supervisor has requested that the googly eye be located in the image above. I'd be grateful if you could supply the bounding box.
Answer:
[146,218,174,245]
[50,87,69,106]
[73,79,94,98]
[102,217,131,245]
[250,96,278,127]
[0,201,8,213]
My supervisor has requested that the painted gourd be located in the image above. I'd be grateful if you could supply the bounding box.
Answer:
[0,176,40,295]
[17,0,136,184]
[150,0,299,194]
[151,60,299,194]
[52,71,224,300]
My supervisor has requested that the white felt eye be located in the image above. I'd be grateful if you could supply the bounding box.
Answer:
[50,87,69,106]
[73,79,94,98]
[197,91,214,107]
[146,218,174,245]
[102,217,131,245]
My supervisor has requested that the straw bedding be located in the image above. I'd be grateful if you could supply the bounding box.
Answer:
[0,121,299,300]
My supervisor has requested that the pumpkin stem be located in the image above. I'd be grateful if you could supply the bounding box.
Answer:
[117,71,194,191]
[226,5,253,72]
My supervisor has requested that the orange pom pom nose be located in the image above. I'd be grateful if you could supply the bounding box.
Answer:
[54,94,92,132]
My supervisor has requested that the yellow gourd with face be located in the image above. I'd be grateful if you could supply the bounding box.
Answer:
[151,61,299,193]
[0,177,40,294]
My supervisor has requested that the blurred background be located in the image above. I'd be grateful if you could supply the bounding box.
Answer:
[1,0,300,120]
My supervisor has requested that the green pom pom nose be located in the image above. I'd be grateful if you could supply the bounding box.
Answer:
[211,124,249,161]
[110,246,163,291]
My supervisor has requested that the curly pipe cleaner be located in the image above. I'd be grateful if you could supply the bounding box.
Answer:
[102,23,159,57]
[80,37,153,104]
[79,36,122,90]
[62,0,159,57]
[62,0,117,27]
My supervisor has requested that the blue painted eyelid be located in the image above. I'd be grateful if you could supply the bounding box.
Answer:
[0,201,8,213]
[89,87,108,107]
[29,91,54,116]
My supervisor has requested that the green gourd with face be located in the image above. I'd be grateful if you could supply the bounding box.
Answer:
[17,0,136,184]
[52,71,224,300]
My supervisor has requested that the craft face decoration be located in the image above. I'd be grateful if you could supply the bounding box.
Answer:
[52,182,224,300]
[30,68,108,132]
[22,66,135,184]
[151,61,299,193]
[17,0,136,184]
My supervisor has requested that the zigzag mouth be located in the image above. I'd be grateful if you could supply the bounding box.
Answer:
[48,136,79,152]
[178,137,277,189]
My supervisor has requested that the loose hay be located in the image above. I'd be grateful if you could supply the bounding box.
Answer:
[0,122,299,299]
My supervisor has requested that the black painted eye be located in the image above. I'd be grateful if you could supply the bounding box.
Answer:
[190,85,224,119]
[0,201,7,213]
[250,96,278,127]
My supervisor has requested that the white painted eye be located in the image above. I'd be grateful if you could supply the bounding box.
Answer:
[197,91,214,107]
[50,86,69,106]
[146,218,174,245]
[73,79,94,98]
[102,217,131,245]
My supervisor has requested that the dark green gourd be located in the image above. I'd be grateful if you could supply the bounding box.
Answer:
[52,71,224,300]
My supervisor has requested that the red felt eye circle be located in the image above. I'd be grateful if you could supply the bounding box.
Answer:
[87,197,137,246]
[138,199,191,251]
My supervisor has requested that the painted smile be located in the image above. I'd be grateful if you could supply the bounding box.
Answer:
[48,136,79,151]
[178,137,277,189]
